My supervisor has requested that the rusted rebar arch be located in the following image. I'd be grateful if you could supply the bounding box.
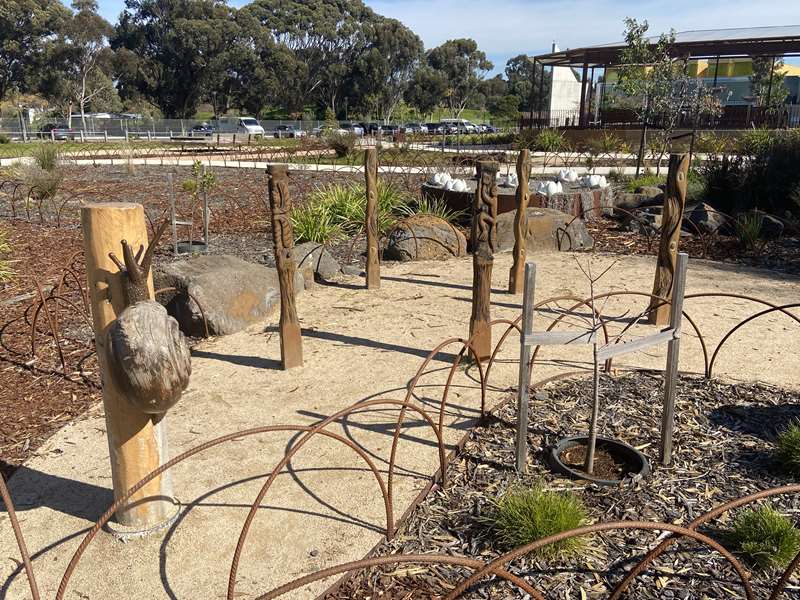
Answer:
[257,553,543,600]
[483,318,522,388]
[394,337,486,501]
[154,287,211,338]
[55,423,396,600]
[227,398,445,600]
[707,303,800,377]
[445,521,754,600]
[610,484,800,600]
[29,278,66,372]
[0,473,41,600]
[30,295,93,361]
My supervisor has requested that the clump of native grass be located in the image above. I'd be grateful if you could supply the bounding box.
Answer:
[726,505,800,570]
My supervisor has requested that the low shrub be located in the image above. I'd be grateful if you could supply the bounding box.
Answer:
[0,133,10,144]
[489,485,589,559]
[727,505,800,570]
[399,194,465,223]
[31,143,61,172]
[291,202,343,244]
[325,131,357,158]
[624,174,665,193]
[734,210,765,250]
[15,164,63,201]
[776,420,800,476]
[0,226,12,283]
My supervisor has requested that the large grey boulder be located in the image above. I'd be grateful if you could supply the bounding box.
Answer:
[495,207,593,253]
[686,202,730,234]
[384,214,467,261]
[615,192,664,211]
[292,242,341,283]
[155,254,303,337]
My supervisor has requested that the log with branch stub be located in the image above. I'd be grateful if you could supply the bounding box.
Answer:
[509,149,530,294]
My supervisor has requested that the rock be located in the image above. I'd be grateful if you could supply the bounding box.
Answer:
[341,265,363,276]
[155,254,303,336]
[635,185,665,199]
[384,214,467,261]
[292,242,341,283]
[686,202,729,234]
[495,207,593,253]
[615,192,664,211]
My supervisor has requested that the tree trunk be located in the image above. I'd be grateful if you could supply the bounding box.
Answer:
[508,149,530,294]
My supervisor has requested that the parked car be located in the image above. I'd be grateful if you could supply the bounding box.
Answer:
[401,122,428,134]
[273,124,306,138]
[38,123,75,140]
[312,124,347,137]
[359,122,380,134]
[340,122,365,136]
[378,124,399,135]
[479,123,499,133]
[425,122,445,134]
[440,118,477,133]
[236,117,265,137]
[190,122,215,137]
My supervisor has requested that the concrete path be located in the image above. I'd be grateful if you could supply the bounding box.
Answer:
[1,251,798,599]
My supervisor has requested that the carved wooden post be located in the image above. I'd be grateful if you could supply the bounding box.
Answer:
[469,161,499,360]
[267,165,303,369]
[364,148,380,289]
[81,203,177,532]
[508,149,530,294]
[648,153,689,325]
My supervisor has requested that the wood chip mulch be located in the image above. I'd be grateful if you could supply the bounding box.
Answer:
[330,372,800,599]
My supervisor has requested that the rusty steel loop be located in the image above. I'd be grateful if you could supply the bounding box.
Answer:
[0,472,41,600]
[54,422,407,600]
[257,553,543,600]
[227,398,446,600]
[610,484,800,600]
[29,277,67,372]
[153,287,210,338]
[445,520,754,600]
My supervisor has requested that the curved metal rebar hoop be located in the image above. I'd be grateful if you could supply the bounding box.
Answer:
[55,423,397,600]
[0,473,41,600]
[29,278,66,372]
[445,520,754,600]
[256,553,543,600]
[227,398,445,600]
[154,287,211,338]
[30,295,92,362]
[707,302,800,379]
[610,483,800,600]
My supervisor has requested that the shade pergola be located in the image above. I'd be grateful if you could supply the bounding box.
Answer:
[529,25,800,127]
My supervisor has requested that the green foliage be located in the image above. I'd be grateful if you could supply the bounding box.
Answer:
[0,133,10,144]
[425,38,493,117]
[0,226,13,283]
[291,201,343,244]
[624,174,665,193]
[399,194,465,223]
[490,485,589,558]
[325,131,357,158]
[735,211,765,250]
[776,421,800,477]
[751,56,789,110]
[727,505,800,570]
[444,132,514,146]
[695,132,731,155]
[534,128,566,153]
[32,143,61,171]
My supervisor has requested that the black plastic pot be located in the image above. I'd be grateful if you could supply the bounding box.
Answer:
[176,241,208,255]
[547,435,650,486]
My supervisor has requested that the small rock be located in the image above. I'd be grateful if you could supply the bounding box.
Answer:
[291,242,341,282]
[495,207,593,252]
[384,214,467,261]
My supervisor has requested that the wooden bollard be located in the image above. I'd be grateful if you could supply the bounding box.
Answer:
[508,149,530,294]
[364,148,380,289]
[267,165,303,369]
[648,154,689,325]
[81,203,176,531]
[469,161,499,360]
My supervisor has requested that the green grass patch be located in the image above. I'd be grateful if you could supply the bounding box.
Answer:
[624,174,665,193]
[727,505,800,570]
[489,485,590,559]
[399,194,465,223]
[776,420,800,476]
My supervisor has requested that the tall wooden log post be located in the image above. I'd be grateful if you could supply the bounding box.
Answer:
[469,161,499,360]
[267,165,303,369]
[364,148,380,289]
[508,149,531,294]
[648,154,689,325]
[82,203,176,531]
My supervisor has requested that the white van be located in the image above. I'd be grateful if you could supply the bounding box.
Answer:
[236,117,265,137]
[440,118,477,133]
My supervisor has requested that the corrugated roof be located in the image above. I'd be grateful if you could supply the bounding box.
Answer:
[589,25,800,49]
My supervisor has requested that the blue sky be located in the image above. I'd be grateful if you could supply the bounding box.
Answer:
[81,0,800,75]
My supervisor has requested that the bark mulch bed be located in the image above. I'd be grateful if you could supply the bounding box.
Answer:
[329,372,800,599]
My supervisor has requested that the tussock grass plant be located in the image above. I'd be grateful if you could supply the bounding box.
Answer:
[490,485,590,559]
[776,420,800,476]
[727,505,800,570]
[399,194,465,223]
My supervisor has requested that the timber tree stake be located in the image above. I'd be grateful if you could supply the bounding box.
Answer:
[268,165,303,369]
[508,149,530,294]
[469,161,499,360]
[365,148,380,289]
[648,153,689,325]
[81,203,178,533]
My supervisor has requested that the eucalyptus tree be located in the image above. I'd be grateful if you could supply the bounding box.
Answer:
[426,39,493,118]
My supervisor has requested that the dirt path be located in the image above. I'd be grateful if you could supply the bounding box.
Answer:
[1,251,798,599]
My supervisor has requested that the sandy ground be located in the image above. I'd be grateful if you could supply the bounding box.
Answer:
[1,250,799,600]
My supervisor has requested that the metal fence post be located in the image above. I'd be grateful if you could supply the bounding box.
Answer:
[515,262,536,472]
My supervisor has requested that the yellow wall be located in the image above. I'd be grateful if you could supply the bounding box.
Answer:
[607,58,797,81]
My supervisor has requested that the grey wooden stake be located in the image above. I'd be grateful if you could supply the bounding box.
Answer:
[202,166,210,252]
[660,251,688,465]
[168,173,178,255]
[515,261,536,472]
